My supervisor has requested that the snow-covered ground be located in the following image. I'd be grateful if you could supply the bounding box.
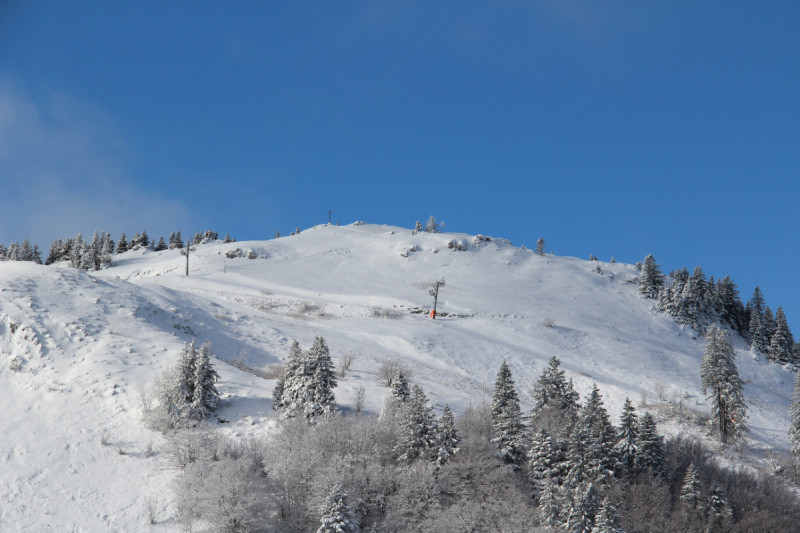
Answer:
[1,223,796,530]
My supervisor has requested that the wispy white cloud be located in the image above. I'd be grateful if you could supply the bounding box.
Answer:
[0,80,189,247]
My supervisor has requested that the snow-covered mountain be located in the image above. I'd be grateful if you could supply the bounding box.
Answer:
[1,223,795,530]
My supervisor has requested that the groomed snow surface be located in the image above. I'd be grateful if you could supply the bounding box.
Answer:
[1,223,796,530]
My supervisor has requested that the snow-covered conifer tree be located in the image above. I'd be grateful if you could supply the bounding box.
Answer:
[768,307,794,365]
[528,428,556,490]
[536,238,545,256]
[532,356,580,415]
[305,336,337,422]
[190,342,219,420]
[706,483,732,530]
[638,254,664,299]
[277,340,306,418]
[633,411,666,478]
[567,384,617,486]
[593,499,624,533]
[491,361,526,464]
[316,485,360,533]
[565,482,599,533]
[435,405,460,466]
[155,236,168,252]
[538,476,562,528]
[116,233,128,254]
[680,463,703,512]
[614,397,638,475]
[701,327,747,443]
[174,341,198,409]
[396,384,437,464]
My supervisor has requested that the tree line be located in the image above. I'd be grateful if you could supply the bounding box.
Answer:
[0,229,233,270]
[638,254,799,368]
[140,336,797,532]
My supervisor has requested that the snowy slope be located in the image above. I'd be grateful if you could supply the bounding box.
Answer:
[1,223,796,530]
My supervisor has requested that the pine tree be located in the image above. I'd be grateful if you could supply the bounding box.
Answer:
[277,340,306,418]
[715,276,746,335]
[706,483,732,530]
[46,239,64,265]
[316,485,360,533]
[634,412,667,479]
[304,336,337,422]
[412,220,422,234]
[638,254,664,299]
[536,238,545,256]
[174,341,198,409]
[567,384,617,486]
[565,482,599,533]
[435,405,460,466]
[116,233,128,254]
[789,373,800,463]
[396,384,437,464]
[189,342,219,420]
[762,306,776,346]
[615,397,638,475]
[593,499,624,533]
[532,356,580,415]
[746,287,767,320]
[701,327,747,444]
[768,307,794,365]
[538,476,562,528]
[491,361,526,464]
[528,428,556,490]
[680,463,703,512]
[380,372,410,421]
[155,236,168,251]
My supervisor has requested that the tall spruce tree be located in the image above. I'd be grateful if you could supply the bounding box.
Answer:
[304,336,338,422]
[435,405,460,466]
[638,254,664,299]
[396,384,437,464]
[569,385,617,486]
[768,307,794,365]
[614,397,638,475]
[538,476,562,528]
[189,342,219,420]
[680,463,703,513]
[532,356,580,415]
[528,428,556,490]
[701,327,747,443]
[634,412,667,479]
[491,361,526,464]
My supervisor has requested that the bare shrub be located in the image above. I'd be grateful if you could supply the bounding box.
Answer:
[541,317,555,328]
[100,430,111,446]
[339,352,356,378]
[370,306,398,319]
[654,381,668,402]
[377,359,414,386]
[353,386,366,416]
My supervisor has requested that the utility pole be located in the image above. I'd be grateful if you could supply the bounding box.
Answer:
[430,277,445,319]
[183,238,190,276]
[328,210,332,224]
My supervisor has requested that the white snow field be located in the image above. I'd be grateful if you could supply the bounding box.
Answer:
[0,223,796,530]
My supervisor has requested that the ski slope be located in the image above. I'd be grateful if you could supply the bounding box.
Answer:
[0,223,795,530]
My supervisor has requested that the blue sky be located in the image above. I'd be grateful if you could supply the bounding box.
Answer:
[1,1,798,331]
